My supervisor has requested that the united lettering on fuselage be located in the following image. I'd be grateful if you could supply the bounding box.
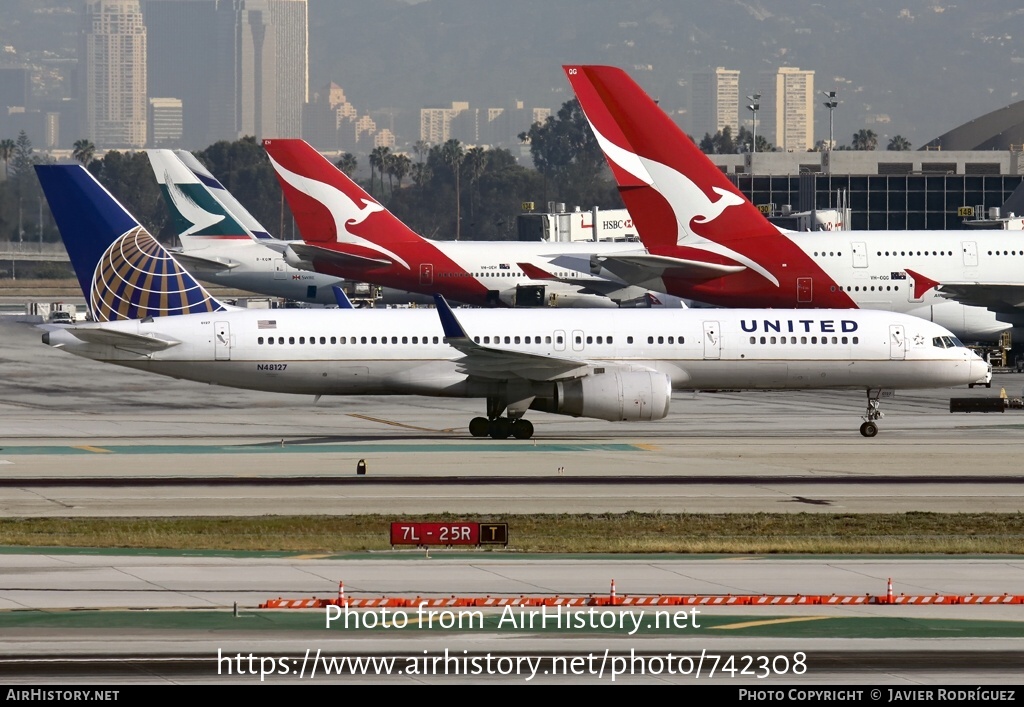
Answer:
[740,319,859,334]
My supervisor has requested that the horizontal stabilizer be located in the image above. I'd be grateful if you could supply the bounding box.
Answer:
[64,326,181,352]
[288,241,393,267]
[596,252,746,288]
[170,251,241,272]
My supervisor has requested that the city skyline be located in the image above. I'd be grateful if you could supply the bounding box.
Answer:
[0,1,1021,154]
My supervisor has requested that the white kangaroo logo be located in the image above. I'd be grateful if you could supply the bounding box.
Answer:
[265,154,409,270]
[586,120,779,287]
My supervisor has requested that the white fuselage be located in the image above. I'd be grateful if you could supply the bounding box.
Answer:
[787,230,1023,340]
[45,308,987,403]
[175,238,428,306]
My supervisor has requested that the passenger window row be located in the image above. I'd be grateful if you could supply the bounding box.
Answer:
[749,335,858,345]
[257,335,442,345]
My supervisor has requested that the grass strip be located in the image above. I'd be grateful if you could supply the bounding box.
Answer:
[0,512,1022,554]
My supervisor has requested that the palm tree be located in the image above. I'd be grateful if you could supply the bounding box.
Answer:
[369,146,391,196]
[887,135,912,151]
[440,139,464,240]
[413,139,430,164]
[851,129,878,151]
[0,138,14,178]
[463,146,487,220]
[72,138,96,166]
[387,153,411,191]
[334,152,357,177]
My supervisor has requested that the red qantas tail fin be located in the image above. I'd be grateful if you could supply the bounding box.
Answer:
[262,139,419,267]
[563,65,779,253]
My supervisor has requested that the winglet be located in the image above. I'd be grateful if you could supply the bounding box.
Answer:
[433,294,468,339]
[905,268,941,299]
[518,262,557,280]
[332,285,354,309]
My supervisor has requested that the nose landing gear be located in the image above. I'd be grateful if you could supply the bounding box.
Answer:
[860,389,885,437]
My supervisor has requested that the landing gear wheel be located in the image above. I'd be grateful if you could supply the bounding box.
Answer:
[488,417,511,440]
[469,417,489,437]
[511,419,534,440]
[860,421,878,438]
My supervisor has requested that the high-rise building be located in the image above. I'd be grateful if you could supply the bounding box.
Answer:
[149,97,183,146]
[144,0,307,147]
[80,0,148,148]
[690,67,740,138]
[759,67,814,152]
[267,0,307,138]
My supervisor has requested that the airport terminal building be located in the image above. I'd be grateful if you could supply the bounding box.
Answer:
[709,150,1024,231]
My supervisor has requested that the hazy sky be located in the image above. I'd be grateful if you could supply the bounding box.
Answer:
[4,0,1021,148]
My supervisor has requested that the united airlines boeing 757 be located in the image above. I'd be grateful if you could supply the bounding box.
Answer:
[36,164,986,438]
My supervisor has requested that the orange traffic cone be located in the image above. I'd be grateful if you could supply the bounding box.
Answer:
[886,577,893,604]
[339,580,347,607]
[610,579,617,605]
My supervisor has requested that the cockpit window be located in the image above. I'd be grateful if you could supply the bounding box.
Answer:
[933,336,964,349]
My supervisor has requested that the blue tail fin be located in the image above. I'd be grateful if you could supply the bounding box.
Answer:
[36,164,228,322]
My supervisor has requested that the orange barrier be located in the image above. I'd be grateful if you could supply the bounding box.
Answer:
[258,579,1024,609]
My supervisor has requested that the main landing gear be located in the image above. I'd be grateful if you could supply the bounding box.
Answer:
[468,391,537,440]
[859,389,885,438]
[469,416,534,440]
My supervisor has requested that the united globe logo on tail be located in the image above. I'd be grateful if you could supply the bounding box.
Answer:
[89,226,224,322]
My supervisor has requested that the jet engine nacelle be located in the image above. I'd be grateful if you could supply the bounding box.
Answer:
[548,371,671,421]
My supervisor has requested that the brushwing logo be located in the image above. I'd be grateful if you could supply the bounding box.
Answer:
[265,154,410,270]
[586,121,779,287]
[164,173,225,236]
[89,227,222,321]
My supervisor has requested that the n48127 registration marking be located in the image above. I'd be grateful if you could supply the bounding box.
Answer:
[257,364,287,371]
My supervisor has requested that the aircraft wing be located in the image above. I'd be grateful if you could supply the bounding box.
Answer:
[934,283,1024,313]
[906,268,1024,315]
[170,250,241,272]
[594,252,746,288]
[61,326,182,353]
[287,241,392,268]
[433,295,649,381]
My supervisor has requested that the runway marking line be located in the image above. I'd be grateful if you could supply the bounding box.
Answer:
[713,616,834,630]
[290,554,332,560]
[347,413,458,434]
[72,446,112,454]
[634,444,661,451]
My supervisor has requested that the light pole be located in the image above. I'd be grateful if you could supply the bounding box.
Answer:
[746,93,761,153]
[822,90,837,151]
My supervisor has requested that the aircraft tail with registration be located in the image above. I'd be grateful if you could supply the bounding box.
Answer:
[35,164,229,322]
[564,64,855,308]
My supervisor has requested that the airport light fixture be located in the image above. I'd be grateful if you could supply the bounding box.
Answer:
[746,93,761,153]
[822,91,837,151]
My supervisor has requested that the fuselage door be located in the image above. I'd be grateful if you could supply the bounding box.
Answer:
[889,324,906,360]
[215,321,231,361]
[796,277,812,303]
[961,241,978,267]
[851,242,868,268]
[274,259,287,280]
[420,263,434,285]
[703,321,721,359]
[572,329,585,352]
